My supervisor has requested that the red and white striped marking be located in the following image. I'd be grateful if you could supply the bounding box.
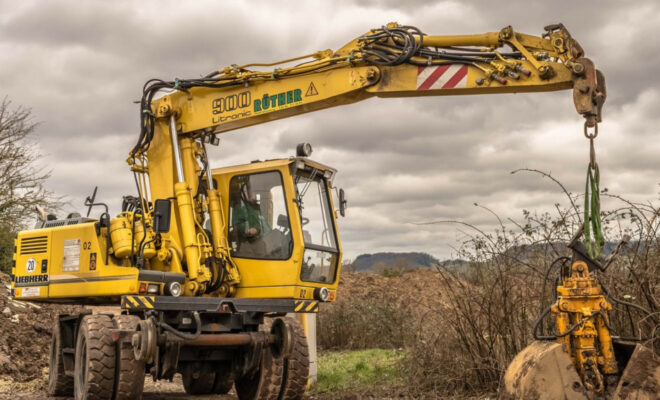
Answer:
[416,64,468,90]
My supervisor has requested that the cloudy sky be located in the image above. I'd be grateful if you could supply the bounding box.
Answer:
[1,0,658,260]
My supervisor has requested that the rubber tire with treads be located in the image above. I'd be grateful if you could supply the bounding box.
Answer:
[235,350,284,400]
[113,315,145,400]
[74,314,116,400]
[235,318,284,400]
[182,362,216,395]
[278,317,310,400]
[48,322,74,396]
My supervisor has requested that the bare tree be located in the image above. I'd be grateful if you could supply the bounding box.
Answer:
[0,98,58,272]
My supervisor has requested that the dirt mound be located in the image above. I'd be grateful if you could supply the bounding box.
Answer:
[0,272,84,383]
[333,268,454,314]
[317,269,459,351]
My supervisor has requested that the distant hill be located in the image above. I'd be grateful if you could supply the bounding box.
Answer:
[352,252,440,272]
[350,240,621,273]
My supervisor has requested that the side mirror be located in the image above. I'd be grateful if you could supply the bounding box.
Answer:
[339,188,347,217]
[153,199,172,233]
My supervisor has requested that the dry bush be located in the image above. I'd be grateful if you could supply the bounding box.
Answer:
[402,174,659,396]
[318,171,658,397]
[317,298,414,350]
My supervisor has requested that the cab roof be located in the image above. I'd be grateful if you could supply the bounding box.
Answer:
[211,157,337,178]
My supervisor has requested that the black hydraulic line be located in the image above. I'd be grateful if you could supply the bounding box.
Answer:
[134,25,528,159]
[533,306,556,340]
[441,46,522,56]
[98,212,111,266]
[131,171,144,265]
[534,308,631,342]
[604,289,653,316]
[600,282,657,328]
[554,318,587,338]
[133,185,151,266]
[138,211,160,262]
[538,257,570,328]
[372,41,492,63]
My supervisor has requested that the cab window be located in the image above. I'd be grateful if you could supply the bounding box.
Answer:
[228,171,292,260]
[295,171,339,283]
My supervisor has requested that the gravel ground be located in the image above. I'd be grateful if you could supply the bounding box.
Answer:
[0,374,236,400]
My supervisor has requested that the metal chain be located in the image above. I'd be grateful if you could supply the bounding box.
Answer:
[584,122,598,168]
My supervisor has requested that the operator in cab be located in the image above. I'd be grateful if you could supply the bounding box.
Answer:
[229,178,271,257]
[228,172,293,260]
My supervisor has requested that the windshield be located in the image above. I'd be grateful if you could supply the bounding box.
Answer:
[295,171,338,283]
[228,171,292,260]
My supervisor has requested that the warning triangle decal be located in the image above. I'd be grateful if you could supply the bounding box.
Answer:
[306,81,319,97]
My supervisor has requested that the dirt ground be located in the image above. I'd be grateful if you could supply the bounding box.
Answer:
[331,268,453,313]
[0,272,85,383]
[0,374,239,400]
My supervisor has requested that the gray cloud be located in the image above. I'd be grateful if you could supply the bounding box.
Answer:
[1,0,658,260]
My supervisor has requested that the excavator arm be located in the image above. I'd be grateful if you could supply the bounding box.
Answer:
[143,23,605,138]
[128,23,606,297]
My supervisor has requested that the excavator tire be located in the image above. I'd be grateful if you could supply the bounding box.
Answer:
[74,314,116,400]
[182,362,216,394]
[48,322,74,396]
[212,363,234,394]
[235,349,284,400]
[113,315,145,400]
[235,318,284,400]
[278,317,309,400]
[501,341,589,400]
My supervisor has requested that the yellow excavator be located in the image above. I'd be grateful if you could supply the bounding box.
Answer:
[10,22,656,399]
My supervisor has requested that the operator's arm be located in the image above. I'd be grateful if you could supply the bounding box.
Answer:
[232,202,264,237]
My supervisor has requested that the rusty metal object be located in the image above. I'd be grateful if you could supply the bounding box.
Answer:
[132,318,158,363]
[183,332,258,347]
[572,58,606,127]
[501,341,589,400]
[613,344,660,400]
[542,23,606,127]
[270,316,293,358]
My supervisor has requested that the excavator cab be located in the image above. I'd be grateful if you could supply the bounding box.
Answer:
[212,151,342,302]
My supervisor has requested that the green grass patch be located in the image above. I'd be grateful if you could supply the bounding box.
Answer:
[311,348,403,394]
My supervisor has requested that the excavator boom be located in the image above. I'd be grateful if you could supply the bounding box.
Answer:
[145,23,604,139]
[128,22,607,303]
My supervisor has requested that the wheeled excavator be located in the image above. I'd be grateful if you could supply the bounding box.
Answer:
[10,22,657,399]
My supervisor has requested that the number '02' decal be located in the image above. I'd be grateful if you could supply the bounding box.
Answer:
[82,241,92,250]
